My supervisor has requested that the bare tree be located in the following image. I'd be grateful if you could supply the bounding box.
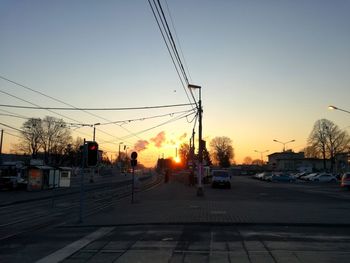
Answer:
[210,136,234,168]
[243,156,253,165]
[19,118,43,157]
[303,145,321,159]
[40,116,72,164]
[252,159,264,166]
[308,119,350,171]
[179,143,190,168]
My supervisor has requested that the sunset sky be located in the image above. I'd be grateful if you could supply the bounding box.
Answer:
[1,1,350,167]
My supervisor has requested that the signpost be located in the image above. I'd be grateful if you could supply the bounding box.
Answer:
[130,151,138,203]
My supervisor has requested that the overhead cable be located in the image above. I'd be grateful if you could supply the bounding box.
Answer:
[0,102,194,111]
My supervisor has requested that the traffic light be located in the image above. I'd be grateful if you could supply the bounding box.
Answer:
[86,141,99,167]
[130,151,138,167]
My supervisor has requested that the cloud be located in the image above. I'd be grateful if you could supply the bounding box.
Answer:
[151,131,166,148]
[179,133,187,140]
[133,140,149,152]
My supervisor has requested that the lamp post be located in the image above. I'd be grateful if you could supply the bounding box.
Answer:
[254,150,269,164]
[118,142,124,161]
[273,139,295,152]
[93,123,101,141]
[328,105,350,115]
[118,142,123,171]
[188,84,203,196]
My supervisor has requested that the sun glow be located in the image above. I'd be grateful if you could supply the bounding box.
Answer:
[174,156,181,163]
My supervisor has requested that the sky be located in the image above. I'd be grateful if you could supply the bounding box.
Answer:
[0,0,350,167]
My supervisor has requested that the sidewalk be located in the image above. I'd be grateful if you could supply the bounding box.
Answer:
[3,179,350,263]
[78,179,350,226]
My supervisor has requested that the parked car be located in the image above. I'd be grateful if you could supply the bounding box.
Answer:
[309,173,337,182]
[300,173,318,181]
[268,173,296,182]
[0,163,27,190]
[292,172,308,180]
[253,172,264,180]
[262,172,273,181]
[340,173,350,189]
[211,170,231,188]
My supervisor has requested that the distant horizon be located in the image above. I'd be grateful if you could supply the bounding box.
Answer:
[1,1,349,167]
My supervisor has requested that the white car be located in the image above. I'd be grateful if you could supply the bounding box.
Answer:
[211,170,231,188]
[309,173,337,182]
[301,173,318,181]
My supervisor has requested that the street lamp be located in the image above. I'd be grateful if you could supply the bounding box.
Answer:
[93,123,101,141]
[273,139,295,152]
[118,142,124,162]
[188,84,203,197]
[254,150,269,164]
[328,105,350,115]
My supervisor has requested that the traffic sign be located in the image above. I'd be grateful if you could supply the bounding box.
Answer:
[131,151,138,160]
[131,159,137,167]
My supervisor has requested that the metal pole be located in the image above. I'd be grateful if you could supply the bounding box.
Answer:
[79,139,86,223]
[0,129,3,155]
[131,166,135,204]
[197,87,204,196]
[93,126,96,141]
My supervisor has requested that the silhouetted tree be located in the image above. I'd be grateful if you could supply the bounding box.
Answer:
[308,119,350,171]
[18,116,72,164]
[203,147,212,166]
[19,118,43,157]
[179,143,190,168]
[243,156,253,165]
[252,159,264,166]
[210,136,234,168]
[40,116,72,164]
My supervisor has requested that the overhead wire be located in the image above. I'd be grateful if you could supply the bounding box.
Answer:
[147,0,196,110]
[0,76,193,143]
[0,102,194,111]
[0,89,83,124]
[164,0,192,83]
[154,0,198,108]
[121,110,196,140]
[0,78,132,143]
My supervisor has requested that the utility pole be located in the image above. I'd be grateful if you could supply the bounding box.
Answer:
[188,84,203,196]
[0,129,3,164]
[0,129,3,155]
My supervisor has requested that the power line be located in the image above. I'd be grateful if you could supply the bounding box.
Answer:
[99,109,195,126]
[0,122,25,133]
[121,110,196,140]
[153,0,198,108]
[0,89,83,124]
[0,102,194,111]
[3,130,22,139]
[156,0,189,85]
[0,75,194,143]
[147,0,196,109]
[164,0,192,83]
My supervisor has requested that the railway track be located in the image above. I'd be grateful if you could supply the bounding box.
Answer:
[0,173,163,241]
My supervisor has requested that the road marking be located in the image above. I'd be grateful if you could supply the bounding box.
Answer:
[35,227,115,263]
[210,210,227,215]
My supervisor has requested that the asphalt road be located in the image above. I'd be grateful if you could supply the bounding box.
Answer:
[1,175,350,262]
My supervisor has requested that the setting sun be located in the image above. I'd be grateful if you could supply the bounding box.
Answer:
[174,156,181,163]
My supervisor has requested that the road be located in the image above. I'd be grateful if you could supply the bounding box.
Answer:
[1,174,350,262]
[0,168,160,241]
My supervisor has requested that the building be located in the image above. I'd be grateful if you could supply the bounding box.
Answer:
[268,151,332,172]
[335,152,350,174]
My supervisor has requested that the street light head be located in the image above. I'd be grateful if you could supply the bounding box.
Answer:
[188,84,201,89]
[94,123,101,126]
[328,105,338,110]
[273,139,278,142]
